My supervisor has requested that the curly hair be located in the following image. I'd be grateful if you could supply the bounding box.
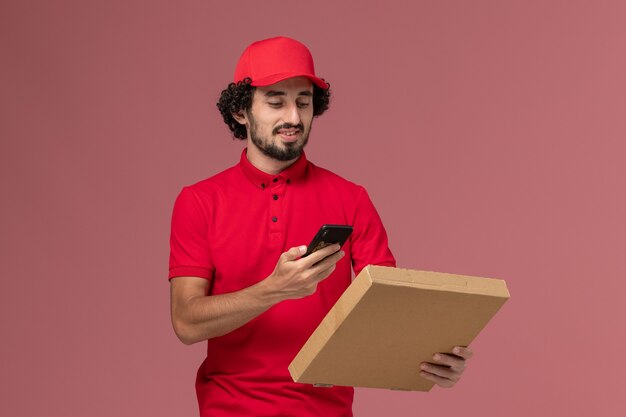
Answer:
[216,77,331,140]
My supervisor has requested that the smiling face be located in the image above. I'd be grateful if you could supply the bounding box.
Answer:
[236,77,315,162]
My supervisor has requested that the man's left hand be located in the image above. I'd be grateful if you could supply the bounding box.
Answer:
[419,346,473,388]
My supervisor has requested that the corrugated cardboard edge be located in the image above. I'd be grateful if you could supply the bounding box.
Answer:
[288,266,375,382]
[368,266,511,299]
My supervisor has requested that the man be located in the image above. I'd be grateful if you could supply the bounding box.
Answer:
[169,36,473,416]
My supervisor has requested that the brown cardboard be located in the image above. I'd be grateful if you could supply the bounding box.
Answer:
[288,265,510,391]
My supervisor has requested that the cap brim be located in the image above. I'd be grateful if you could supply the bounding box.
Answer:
[250,73,328,89]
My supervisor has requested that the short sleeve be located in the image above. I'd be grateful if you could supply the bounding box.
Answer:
[168,186,215,281]
[350,187,396,276]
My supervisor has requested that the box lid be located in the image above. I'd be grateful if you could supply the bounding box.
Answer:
[288,265,510,391]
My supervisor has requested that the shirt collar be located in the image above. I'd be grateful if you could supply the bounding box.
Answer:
[239,148,308,190]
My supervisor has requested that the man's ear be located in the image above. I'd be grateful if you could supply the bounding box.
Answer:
[232,111,247,125]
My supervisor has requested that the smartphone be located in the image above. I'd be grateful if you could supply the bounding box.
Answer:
[303,224,353,257]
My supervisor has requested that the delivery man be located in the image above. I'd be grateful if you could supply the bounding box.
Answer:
[168,36,473,416]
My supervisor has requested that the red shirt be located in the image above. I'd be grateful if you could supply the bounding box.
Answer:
[169,149,395,416]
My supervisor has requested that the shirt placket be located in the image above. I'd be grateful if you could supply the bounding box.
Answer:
[268,176,287,247]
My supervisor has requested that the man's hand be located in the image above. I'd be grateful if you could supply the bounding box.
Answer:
[419,346,473,388]
[170,244,344,344]
[260,243,345,302]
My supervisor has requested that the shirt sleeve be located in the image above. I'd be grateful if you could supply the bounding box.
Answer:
[350,186,396,276]
[168,186,215,281]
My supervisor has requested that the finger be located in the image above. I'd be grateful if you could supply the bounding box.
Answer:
[420,363,459,382]
[419,370,455,388]
[302,243,341,266]
[432,353,466,371]
[310,262,338,283]
[309,250,345,276]
[452,346,473,360]
[280,245,307,263]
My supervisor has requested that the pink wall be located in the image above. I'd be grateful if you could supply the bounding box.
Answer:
[2,1,625,415]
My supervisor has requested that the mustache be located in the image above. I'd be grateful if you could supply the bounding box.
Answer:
[273,123,304,135]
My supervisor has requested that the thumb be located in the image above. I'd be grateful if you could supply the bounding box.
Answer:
[281,245,307,262]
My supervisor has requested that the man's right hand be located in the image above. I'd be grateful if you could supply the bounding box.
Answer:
[261,244,345,302]
[170,243,345,344]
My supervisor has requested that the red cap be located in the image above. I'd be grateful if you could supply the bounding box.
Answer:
[233,36,328,89]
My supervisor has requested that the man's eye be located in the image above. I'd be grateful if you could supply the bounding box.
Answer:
[268,102,282,108]
[297,102,310,108]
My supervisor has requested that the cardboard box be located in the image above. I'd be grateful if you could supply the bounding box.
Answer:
[289,265,510,391]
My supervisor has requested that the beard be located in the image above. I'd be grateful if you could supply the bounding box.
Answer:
[247,113,311,162]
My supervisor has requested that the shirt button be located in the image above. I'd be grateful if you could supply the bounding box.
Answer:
[271,216,278,222]
[261,183,265,189]
[286,179,291,184]
[273,195,278,200]
[272,178,278,183]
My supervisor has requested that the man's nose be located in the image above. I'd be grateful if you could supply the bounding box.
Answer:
[284,103,302,125]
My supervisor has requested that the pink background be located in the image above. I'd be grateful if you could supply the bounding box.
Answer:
[2,1,625,415]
